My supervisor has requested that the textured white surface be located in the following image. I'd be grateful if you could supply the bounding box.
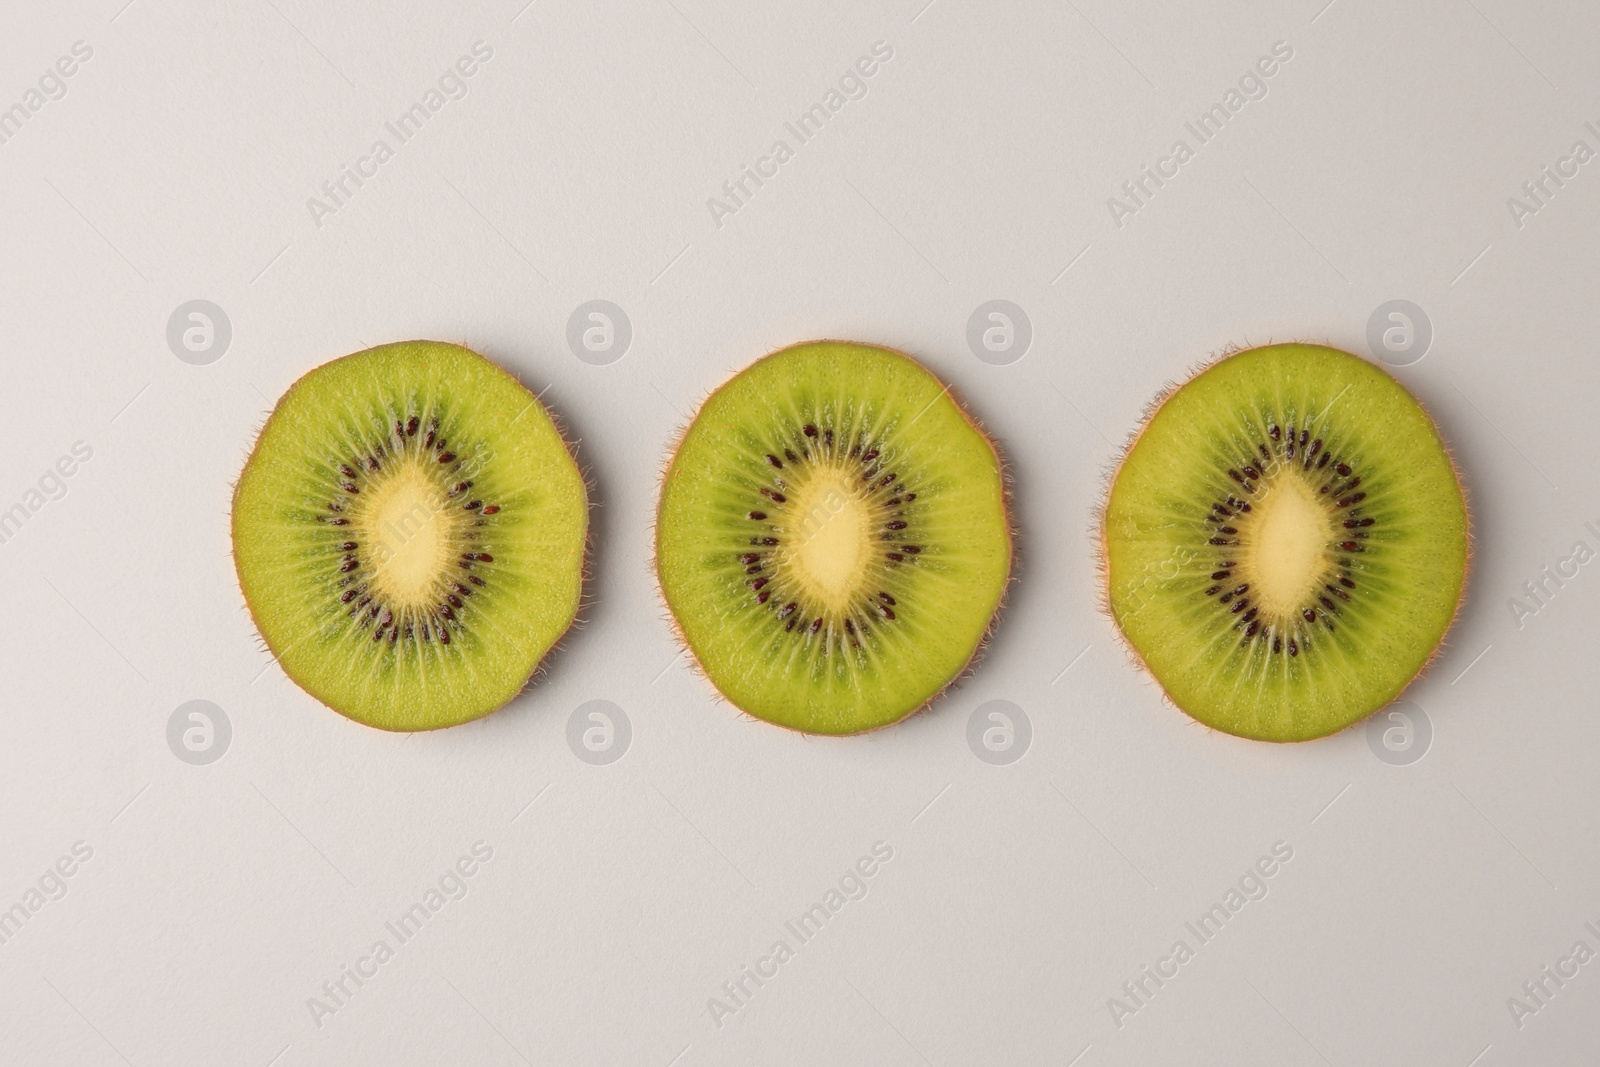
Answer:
[2,1,1598,1064]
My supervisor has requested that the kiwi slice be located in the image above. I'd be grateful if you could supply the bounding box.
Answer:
[232,341,587,731]
[655,340,1012,735]
[1102,342,1468,742]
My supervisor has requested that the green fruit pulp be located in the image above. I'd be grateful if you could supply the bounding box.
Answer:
[656,341,1012,734]
[1103,343,1467,742]
[232,341,586,730]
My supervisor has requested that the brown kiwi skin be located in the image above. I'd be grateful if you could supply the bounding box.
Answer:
[1094,339,1473,743]
[651,339,1017,736]
[230,340,594,732]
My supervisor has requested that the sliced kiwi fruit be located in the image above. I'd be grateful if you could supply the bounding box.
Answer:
[232,341,587,731]
[655,340,1012,735]
[1102,342,1468,742]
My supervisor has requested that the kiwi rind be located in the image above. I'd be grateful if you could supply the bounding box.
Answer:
[654,340,1014,735]
[232,341,589,731]
[1099,342,1470,743]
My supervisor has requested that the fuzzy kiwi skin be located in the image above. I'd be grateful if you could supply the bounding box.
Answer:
[653,340,1015,735]
[1098,342,1471,743]
[231,340,590,731]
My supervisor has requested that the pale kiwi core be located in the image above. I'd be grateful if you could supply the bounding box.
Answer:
[1234,467,1339,622]
[780,463,875,614]
[358,457,462,607]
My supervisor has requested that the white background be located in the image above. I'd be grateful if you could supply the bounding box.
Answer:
[2,0,1598,1064]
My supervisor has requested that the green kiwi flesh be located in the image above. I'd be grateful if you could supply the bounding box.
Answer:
[232,341,587,730]
[1102,343,1468,742]
[655,341,1012,734]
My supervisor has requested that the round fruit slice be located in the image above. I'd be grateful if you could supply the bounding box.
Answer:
[232,341,587,730]
[1102,342,1468,742]
[655,340,1012,734]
